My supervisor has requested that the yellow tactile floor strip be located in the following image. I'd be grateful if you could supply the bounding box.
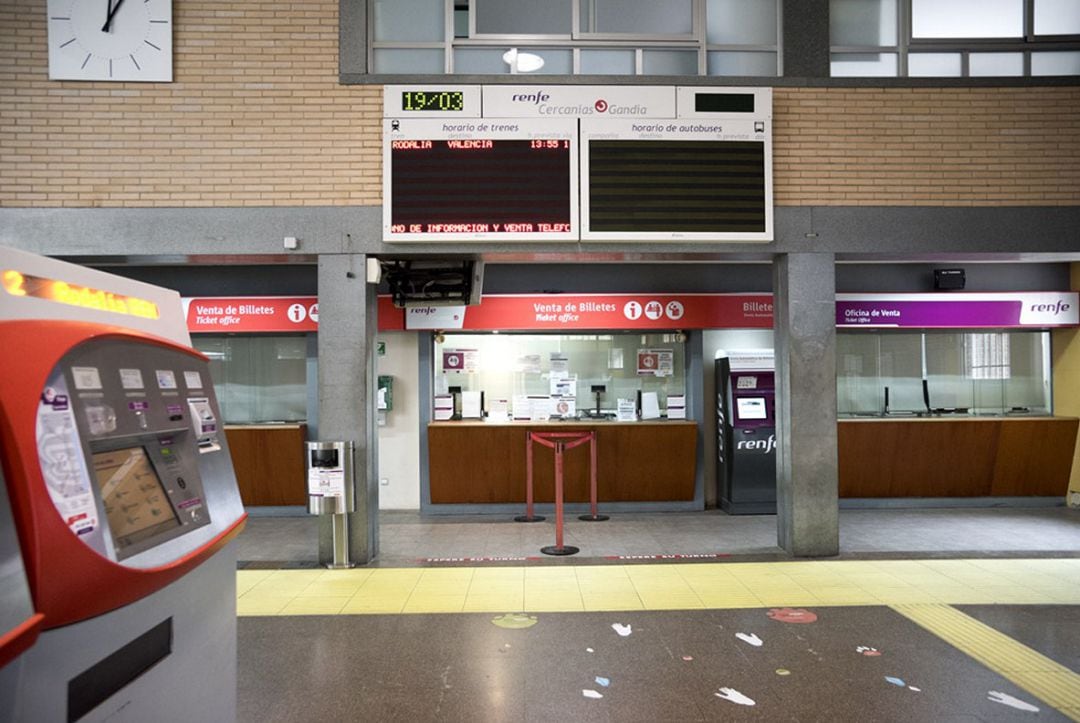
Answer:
[237,557,1080,616]
[892,603,1080,722]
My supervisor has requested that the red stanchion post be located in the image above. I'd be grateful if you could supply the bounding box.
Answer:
[539,433,581,556]
[579,430,609,522]
[514,430,545,523]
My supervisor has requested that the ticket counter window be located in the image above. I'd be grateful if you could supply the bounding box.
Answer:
[433,332,687,418]
[192,335,307,423]
[837,330,1051,417]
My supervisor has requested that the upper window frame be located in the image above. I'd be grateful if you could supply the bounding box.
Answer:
[830,0,1080,77]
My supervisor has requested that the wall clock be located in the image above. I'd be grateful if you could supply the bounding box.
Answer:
[47,0,172,82]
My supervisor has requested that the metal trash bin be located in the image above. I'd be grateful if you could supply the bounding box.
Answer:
[306,441,355,568]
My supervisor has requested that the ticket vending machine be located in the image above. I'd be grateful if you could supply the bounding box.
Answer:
[0,451,45,722]
[0,247,246,722]
[715,349,777,514]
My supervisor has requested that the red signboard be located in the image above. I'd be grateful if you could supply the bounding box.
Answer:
[184,297,319,333]
[377,293,774,331]
[186,294,774,333]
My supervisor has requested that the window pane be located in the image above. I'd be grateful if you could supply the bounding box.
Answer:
[829,0,897,46]
[455,7,469,38]
[969,52,1024,77]
[707,0,777,45]
[908,52,962,76]
[912,0,1023,38]
[1032,51,1080,75]
[830,52,898,77]
[453,47,510,73]
[1035,0,1080,35]
[373,0,444,42]
[193,335,307,423]
[527,49,573,75]
[373,48,445,74]
[580,49,636,74]
[474,0,572,35]
[582,0,693,35]
[707,51,777,76]
[642,50,698,75]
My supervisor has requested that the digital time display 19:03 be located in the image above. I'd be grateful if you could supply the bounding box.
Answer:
[401,91,464,112]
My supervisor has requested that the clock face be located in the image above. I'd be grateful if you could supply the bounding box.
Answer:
[47,0,172,82]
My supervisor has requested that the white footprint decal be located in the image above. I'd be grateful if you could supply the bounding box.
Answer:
[715,687,756,706]
[987,691,1039,713]
[736,632,763,647]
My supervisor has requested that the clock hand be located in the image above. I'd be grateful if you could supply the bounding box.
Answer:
[101,0,127,32]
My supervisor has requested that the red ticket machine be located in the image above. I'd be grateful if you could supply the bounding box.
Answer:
[0,247,246,722]
[0,450,44,721]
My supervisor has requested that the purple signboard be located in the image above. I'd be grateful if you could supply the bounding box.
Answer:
[836,293,1079,329]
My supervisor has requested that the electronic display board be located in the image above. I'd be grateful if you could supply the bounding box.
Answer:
[383,118,578,242]
[580,118,773,242]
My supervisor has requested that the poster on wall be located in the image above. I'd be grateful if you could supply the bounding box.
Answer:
[442,349,478,373]
[516,354,542,373]
[636,349,674,377]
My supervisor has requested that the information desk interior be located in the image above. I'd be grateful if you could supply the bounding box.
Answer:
[428,420,698,505]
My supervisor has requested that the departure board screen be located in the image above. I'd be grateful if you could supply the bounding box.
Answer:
[581,117,772,242]
[384,118,578,241]
[588,140,766,234]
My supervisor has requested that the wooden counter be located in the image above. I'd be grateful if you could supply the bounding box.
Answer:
[428,420,698,504]
[838,416,1078,497]
[225,424,308,506]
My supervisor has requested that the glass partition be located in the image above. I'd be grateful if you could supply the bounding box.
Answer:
[192,335,308,423]
[434,332,687,418]
[837,330,1051,417]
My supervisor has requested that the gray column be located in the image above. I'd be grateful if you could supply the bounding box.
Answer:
[772,253,839,556]
[317,254,379,565]
[782,0,831,79]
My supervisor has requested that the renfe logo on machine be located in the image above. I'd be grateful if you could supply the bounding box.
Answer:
[737,434,776,453]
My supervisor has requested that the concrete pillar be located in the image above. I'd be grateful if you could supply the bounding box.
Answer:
[773,253,839,556]
[317,254,379,565]
[1053,262,1080,508]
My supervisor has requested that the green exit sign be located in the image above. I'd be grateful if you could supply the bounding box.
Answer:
[377,341,386,356]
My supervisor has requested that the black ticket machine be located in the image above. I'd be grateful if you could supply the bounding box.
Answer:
[715,349,777,514]
[0,246,246,722]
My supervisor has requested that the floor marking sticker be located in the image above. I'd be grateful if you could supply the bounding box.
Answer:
[988,691,1040,714]
[715,687,756,706]
[611,623,632,637]
[736,632,763,647]
[491,613,537,629]
[767,608,818,624]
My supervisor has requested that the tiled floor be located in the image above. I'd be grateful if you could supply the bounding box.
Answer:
[237,507,1080,566]
[236,508,1080,722]
[237,558,1080,616]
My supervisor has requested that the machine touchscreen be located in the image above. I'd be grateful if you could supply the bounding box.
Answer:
[91,446,180,552]
[736,397,768,420]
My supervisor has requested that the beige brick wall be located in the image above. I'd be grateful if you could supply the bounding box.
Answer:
[2,0,1079,208]
[774,87,1080,206]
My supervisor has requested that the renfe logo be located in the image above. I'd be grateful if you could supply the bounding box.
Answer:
[512,92,550,104]
[1030,300,1071,315]
[737,434,776,454]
